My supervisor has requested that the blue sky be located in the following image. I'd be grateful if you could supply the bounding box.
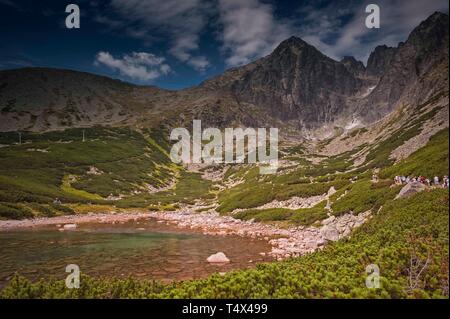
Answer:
[0,0,448,89]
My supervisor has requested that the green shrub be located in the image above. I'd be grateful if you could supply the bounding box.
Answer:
[290,201,328,225]
[233,201,328,226]
[234,208,294,222]
[331,180,399,216]
[0,203,33,219]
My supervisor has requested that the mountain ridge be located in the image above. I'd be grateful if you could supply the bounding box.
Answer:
[0,12,448,139]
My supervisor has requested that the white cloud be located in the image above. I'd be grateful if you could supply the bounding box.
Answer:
[218,0,292,66]
[186,55,210,71]
[95,51,171,81]
[104,0,212,70]
[93,0,448,71]
[101,0,292,69]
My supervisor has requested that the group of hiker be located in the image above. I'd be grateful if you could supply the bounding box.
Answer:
[394,175,449,188]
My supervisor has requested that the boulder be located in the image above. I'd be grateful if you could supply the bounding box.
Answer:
[395,182,427,199]
[63,223,77,230]
[207,252,230,263]
[320,225,340,241]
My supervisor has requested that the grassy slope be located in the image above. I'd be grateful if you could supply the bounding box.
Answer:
[233,201,328,226]
[361,102,447,171]
[0,127,212,219]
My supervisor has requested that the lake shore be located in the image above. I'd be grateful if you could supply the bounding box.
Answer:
[0,211,151,231]
[0,208,369,260]
[146,210,326,260]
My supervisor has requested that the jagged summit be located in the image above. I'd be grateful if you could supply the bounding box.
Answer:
[405,11,449,64]
[408,11,449,39]
[272,35,331,61]
[275,36,309,48]
[366,45,396,77]
[360,11,448,122]
[340,56,366,77]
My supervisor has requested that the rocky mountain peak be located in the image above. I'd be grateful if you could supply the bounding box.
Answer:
[340,56,366,77]
[360,11,448,123]
[270,36,333,63]
[406,11,449,74]
[275,36,309,50]
[366,45,396,77]
[407,11,449,44]
[227,35,362,127]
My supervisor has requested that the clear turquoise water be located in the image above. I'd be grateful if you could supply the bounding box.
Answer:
[0,219,272,286]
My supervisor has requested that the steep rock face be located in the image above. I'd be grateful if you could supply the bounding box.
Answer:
[341,56,366,78]
[226,37,362,127]
[360,12,449,122]
[406,11,449,76]
[366,45,396,77]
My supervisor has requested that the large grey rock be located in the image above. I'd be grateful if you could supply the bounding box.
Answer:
[395,182,427,199]
[320,226,340,241]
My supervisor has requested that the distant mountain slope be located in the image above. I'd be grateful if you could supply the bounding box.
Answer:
[0,12,448,137]
[0,68,174,131]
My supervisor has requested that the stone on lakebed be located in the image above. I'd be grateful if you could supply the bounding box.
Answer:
[62,224,77,230]
[207,252,230,263]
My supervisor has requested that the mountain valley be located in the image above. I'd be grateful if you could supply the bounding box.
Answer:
[0,12,448,299]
